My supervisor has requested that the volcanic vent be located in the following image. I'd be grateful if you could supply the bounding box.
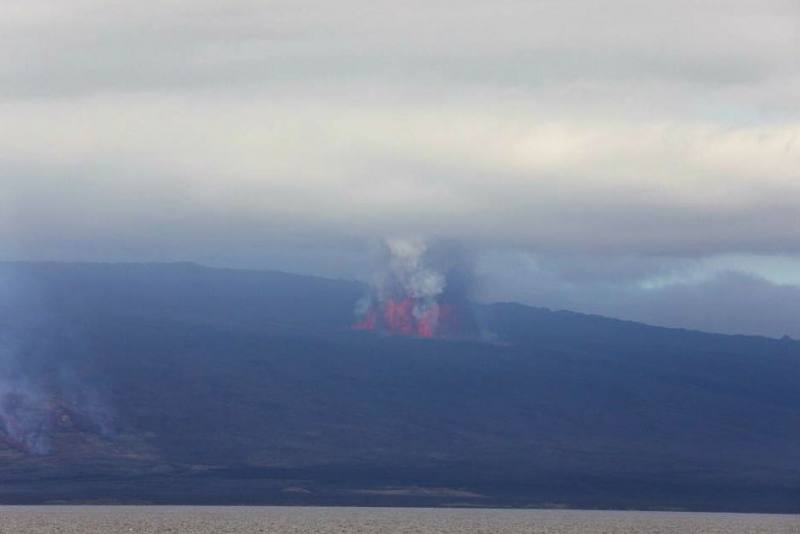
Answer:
[353,238,475,338]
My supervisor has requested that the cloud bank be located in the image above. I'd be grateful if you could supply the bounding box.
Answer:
[1,0,799,336]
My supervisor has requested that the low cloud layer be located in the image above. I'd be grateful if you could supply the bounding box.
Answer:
[1,1,799,335]
[477,252,800,338]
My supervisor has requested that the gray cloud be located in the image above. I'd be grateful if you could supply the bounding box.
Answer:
[1,1,799,335]
[476,252,800,338]
[2,1,797,96]
[619,272,800,339]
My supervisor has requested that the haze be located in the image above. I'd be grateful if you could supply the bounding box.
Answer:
[2,0,799,337]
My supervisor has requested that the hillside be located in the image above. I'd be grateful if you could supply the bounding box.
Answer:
[1,262,799,511]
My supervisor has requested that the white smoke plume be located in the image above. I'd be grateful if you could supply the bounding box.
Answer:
[356,237,479,338]
[384,237,446,300]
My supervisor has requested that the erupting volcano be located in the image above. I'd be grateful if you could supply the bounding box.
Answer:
[354,297,457,338]
[353,238,470,338]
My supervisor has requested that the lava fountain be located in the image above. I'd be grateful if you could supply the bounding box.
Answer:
[354,238,467,338]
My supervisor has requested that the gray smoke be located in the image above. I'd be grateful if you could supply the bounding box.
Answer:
[0,375,51,454]
[0,267,114,455]
[356,238,484,338]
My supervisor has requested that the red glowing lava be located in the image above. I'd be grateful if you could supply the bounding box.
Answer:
[354,298,459,338]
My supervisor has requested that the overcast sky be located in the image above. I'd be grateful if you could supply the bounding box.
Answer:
[2,1,799,337]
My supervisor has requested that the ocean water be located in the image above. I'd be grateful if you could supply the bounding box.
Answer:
[0,506,798,533]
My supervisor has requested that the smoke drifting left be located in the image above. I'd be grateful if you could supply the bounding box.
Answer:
[353,238,477,339]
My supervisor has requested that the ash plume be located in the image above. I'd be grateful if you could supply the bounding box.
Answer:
[354,238,477,338]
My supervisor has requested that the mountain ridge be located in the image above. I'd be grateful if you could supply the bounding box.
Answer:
[0,261,799,511]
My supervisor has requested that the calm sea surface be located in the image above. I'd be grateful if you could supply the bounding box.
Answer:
[0,506,798,533]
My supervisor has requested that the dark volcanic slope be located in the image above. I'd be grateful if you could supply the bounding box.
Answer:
[1,262,800,511]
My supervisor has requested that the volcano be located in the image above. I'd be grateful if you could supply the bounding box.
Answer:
[1,262,800,512]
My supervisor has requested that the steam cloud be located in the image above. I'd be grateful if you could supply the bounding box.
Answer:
[354,238,475,338]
